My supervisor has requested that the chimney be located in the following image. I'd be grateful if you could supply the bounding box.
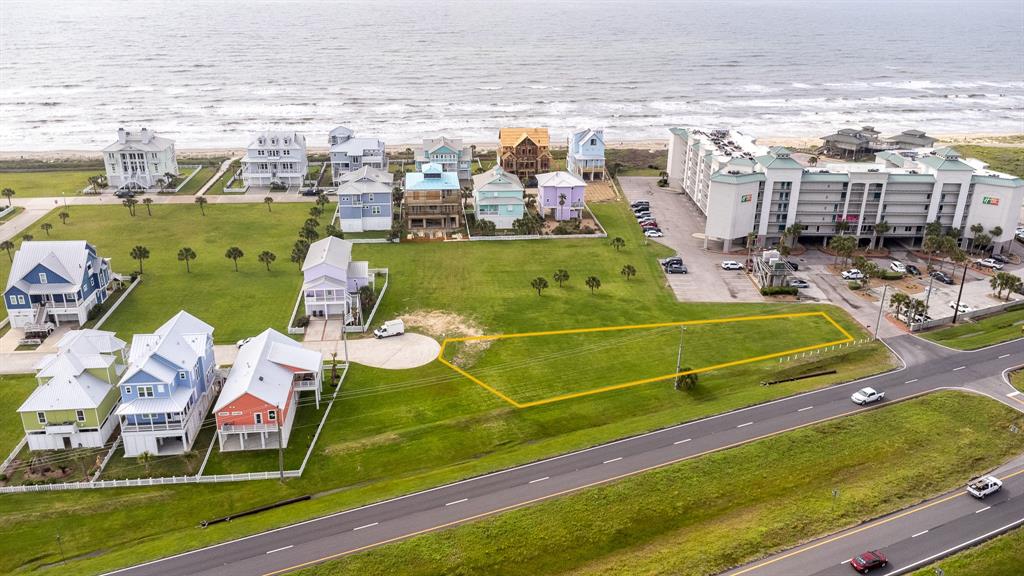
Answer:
[140,128,152,144]
[117,128,127,144]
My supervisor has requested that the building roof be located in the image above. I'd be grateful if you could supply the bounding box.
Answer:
[336,179,392,197]
[116,386,192,416]
[800,172,850,183]
[405,166,461,191]
[972,174,1024,188]
[121,311,213,384]
[570,128,605,158]
[5,240,100,293]
[476,196,525,206]
[347,260,369,279]
[918,154,975,172]
[209,327,317,412]
[302,237,353,273]
[18,370,112,413]
[335,166,393,185]
[499,127,550,148]
[103,128,174,153]
[536,171,586,188]
[709,171,766,184]
[472,166,524,194]
[416,136,472,162]
[329,125,354,139]
[247,130,306,150]
[755,153,803,170]
[874,151,909,167]
[214,329,321,412]
[330,137,385,155]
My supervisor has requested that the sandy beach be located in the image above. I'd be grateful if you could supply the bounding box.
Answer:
[0,133,1020,163]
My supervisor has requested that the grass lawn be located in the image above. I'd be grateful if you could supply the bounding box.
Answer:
[0,205,24,222]
[911,526,1024,576]
[290,392,1024,576]
[204,161,243,195]
[0,374,35,454]
[0,169,100,198]
[955,145,1024,178]
[1011,369,1023,393]
[100,424,215,480]
[0,199,899,575]
[345,230,391,240]
[921,304,1024,350]
[0,203,313,344]
[171,165,214,196]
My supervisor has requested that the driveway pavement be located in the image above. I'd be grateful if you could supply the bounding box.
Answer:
[618,176,763,303]
[212,331,440,370]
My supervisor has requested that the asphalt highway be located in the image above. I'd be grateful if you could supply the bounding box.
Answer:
[108,335,1024,576]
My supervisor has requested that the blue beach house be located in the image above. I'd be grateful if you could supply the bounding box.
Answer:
[567,128,606,181]
[334,166,394,232]
[472,166,525,229]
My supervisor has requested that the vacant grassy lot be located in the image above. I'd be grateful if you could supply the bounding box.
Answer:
[0,169,100,198]
[445,313,850,405]
[0,199,897,575]
[1,203,312,343]
[171,165,214,195]
[921,304,1024,350]
[204,161,243,194]
[0,374,35,453]
[911,526,1024,576]
[955,145,1024,178]
[292,392,1024,576]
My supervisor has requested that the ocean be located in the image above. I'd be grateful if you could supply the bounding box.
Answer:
[1,0,1022,151]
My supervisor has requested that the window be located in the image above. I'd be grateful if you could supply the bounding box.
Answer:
[37,412,46,424]
[38,273,47,284]
[138,386,154,398]
[157,384,165,393]
[371,206,382,215]
[17,295,24,305]
[255,413,263,425]
[8,295,15,305]
[76,410,85,422]
[178,371,187,380]
[218,411,229,416]
[124,386,132,395]
[268,410,277,421]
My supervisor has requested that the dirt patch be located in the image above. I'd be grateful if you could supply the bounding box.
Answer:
[324,432,401,456]
[401,310,491,367]
[584,181,617,202]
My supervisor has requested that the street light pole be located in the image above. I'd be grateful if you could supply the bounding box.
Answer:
[952,258,970,324]
[874,284,888,340]
[276,404,284,482]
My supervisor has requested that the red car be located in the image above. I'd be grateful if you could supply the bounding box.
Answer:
[850,550,887,573]
[640,221,659,229]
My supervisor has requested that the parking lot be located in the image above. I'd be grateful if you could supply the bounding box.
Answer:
[618,177,763,303]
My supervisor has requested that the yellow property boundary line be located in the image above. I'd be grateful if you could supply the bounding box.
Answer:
[436,311,856,408]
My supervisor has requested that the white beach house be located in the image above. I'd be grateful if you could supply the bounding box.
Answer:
[241,131,309,188]
[103,128,179,190]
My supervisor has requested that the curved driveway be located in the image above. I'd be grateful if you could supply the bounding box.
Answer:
[106,335,1022,576]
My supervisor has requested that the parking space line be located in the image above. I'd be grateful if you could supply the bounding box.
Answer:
[953,366,965,371]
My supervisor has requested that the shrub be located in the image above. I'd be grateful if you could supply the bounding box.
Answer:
[294,315,310,328]
[657,177,668,187]
[848,280,863,290]
[760,285,798,296]
[0,473,7,482]
[269,182,287,191]
[87,302,107,321]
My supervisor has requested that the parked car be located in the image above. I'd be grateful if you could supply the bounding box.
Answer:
[949,301,974,314]
[114,189,136,199]
[841,269,865,280]
[634,213,652,221]
[849,550,887,573]
[991,253,1010,264]
[639,220,659,227]
[977,258,1004,270]
[665,263,688,274]
[851,387,884,405]
[300,187,320,196]
[967,475,1002,499]
[787,278,809,289]
[630,201,650,209]
[661,257,683,268]
[911,312,933,323]
[930,270,954,285]
[632,206,651,214]
[890,261,907,274]
[373,319,405,339]
[785,260,799,271]
[905,264,921,276]
[721,260,743,270]
[644,229,664,238]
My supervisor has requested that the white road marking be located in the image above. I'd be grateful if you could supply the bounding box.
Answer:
[528,476,549,484]
[737,422,754,428]
[445,498,468,506]
[976,506,991,514]
[911,530,929,538]
[353,522,378,531]
[998,353,1011,359]
[265,545,293,555]
[1008,391,1022,398]
[840,559,850,565]
[905,379,918,384]
[674,438,692,445]
[798,406,814,412]
[953,366,965,371]
[603,457,623,464]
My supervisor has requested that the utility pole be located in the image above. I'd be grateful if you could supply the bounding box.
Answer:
[675,326,685,374]
[342,308,349,365]
[923,272,936,311]
[952,258,969,324]
[276,404,284,482]
[873,284,888,340]
[56,532,67,565]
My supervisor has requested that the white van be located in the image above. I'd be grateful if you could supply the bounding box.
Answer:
[373,319,405,339]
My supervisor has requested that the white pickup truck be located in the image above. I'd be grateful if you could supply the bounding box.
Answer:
[966,475,1002,499]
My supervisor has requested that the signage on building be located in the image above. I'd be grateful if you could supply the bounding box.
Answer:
[740,194,752,203]
[982,196,1000,206]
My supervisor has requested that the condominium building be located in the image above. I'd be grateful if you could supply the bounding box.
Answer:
[102,128,178,190]
[667,128,1024,252]
[241,131,308,187]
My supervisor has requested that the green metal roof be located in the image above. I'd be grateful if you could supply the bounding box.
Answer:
[918,155,975,171]
[710,171,765,184]
[756,154,803,170]
[971,175,1024,188]
[669,127,689,138]
[874,151,907,167]
[932,146,961,159]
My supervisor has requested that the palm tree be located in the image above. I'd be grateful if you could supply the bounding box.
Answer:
[122,198,138,216]
[309,206,323,220]
[177,247,197,273]
[130,245,150,274]
[807,156,818,167]
[258,250,276,271]
[784,222,803,248]
[530,276,549,296]
[621,264,637,281]
[299,226,319,242]
[316,193,329,209]
[889,291,910,323]
[304,217,320,229]
[325,224,344,239]
[610,237,625,251]
[180,449,198,475]
[58,211,70,224]
[40,222,53,236]
[157,176,168,193]
[972,233,991,256]
[585,275,601,293]
[21,234,33,243]
[834,219,850,236]
[0,240,14,261]
[142,197,154,216]
[137,451,153,476]
[225,246,244,271]
[873,220,890,250]
[969,223,985,254]
[291,240,310,265]
[195,196,208,216]
[1003,274,1024,300]
[553,269,569,288]
[264,196,274,212]
[674,369,698,391]
[87,175,103,194]
[1,187,14,206]
[829,235,856,267]
[558,192,567,219]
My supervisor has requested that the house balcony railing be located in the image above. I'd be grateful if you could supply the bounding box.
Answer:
[304,295,351,305]
[220,422,280,435]
[120,419,186,433]
[44,422,79,434]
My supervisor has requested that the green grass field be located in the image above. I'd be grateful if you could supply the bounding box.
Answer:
[0,203,312,343]
[955,145,1024,178]
[0,199,899,575]
[290,392,1024,576]
[921,305,1024,350]
[0,169,100,198]
[0,205,23,222]
[171,165,214,195]
[911,526,1024,576]
[204,161,242,194]
[445,313,850,405]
